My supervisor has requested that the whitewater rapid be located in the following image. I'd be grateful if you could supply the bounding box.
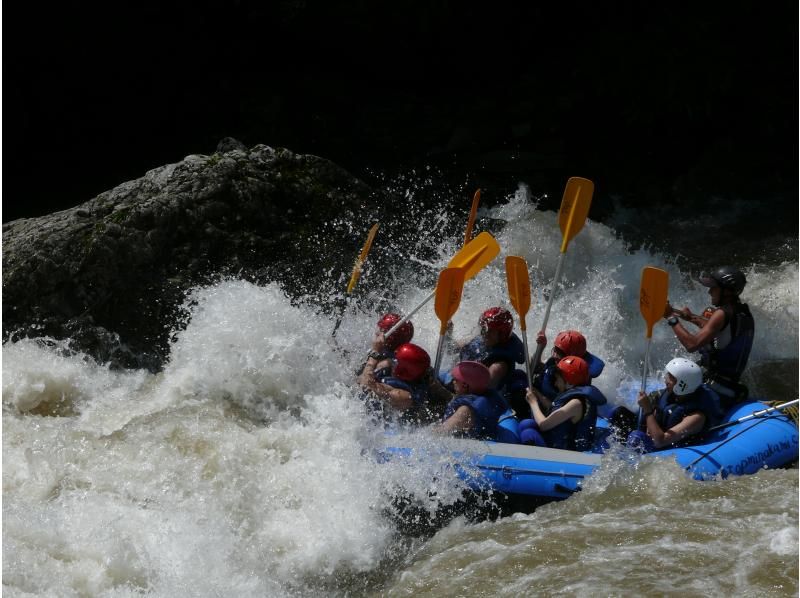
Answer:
[4,186,798,596]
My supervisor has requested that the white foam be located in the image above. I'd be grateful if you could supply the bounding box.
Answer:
[3,186,797,595]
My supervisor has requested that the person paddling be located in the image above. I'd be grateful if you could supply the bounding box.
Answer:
[373,312,414,360]
[358,342,442,424]
[454,307,528,413]
[457,308,525,386]
[626,358,723,452]
[356,312,415,376]
[519,355,607,451]
[436,361,508,439]
[664,266,754,408]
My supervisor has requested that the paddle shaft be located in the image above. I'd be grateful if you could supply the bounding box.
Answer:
[529,178,593,368]
[431,267,465,377]
[432,334,447,375]
[521,332,532,385]
[505,255,533,386]
[531,251,567,366]
[383,290,435,339]
[707,399,799,433]
[640,338,653,392]
[464,189,481,245]
[636,337,654,428]
[332,223,379,338]
[636,266,669,428]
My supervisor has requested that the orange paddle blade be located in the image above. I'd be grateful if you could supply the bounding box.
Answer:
[434,267,466,334]
[639,266,669,338]
[346,223,379,294]
[448,231,500,281]
[506,256,531,331]
[558,177,594,253]
[464,188,481,246]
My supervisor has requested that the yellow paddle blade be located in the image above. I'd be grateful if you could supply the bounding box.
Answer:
[345,223,379,294]
[506,256,531,331]
[463,188,481,246]
[434,267,466,334]
[558,177,594,253]
[640,266,669,338]
[448,231,500,281]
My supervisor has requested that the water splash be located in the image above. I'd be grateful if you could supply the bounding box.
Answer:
[3,180,797,596]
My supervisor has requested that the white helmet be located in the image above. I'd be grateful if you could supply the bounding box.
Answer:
[665,358,702,396]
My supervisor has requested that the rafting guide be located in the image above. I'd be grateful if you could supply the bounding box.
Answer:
[664,266,754,408]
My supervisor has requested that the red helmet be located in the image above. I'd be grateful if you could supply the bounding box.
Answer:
[554,330,587,357]
[377,313,414,350]
[556,356,589,386]
[393,343,430,382]
[450,361,491,394]
[479,307,513,342]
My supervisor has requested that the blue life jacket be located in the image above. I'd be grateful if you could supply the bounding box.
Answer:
[443,389,509,440]
[459,334,526,393]
[378,376,429,407]
[585,351,605,379]
[699,302,754,383]
[496,409,521,443]
[359,375,432,426]
[459,333,525,365]
[534,357,561,399]
[534,352,605,400]
[356,350,395,378]
[542,385,607,451]
[654,384,722,440]
[373,365,393,380]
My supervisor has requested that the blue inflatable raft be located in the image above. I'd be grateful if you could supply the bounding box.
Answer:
[382,400,798,503]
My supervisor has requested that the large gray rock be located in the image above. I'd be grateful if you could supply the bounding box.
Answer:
[3,142,386,369]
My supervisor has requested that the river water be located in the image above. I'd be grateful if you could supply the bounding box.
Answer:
[3,185,798,596]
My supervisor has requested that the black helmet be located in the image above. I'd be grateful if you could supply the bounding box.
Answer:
[699,266,746,295]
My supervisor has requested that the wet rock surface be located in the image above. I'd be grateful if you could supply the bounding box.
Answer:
[3,142,389,369]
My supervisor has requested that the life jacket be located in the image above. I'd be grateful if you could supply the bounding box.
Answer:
[373,365,393,380]
[459,332,527,401]
[355,350,396,377]
[496,409,522,443]
[459,334,526,392]
[377,376,429,407]
[533,357,561,399]
[699,302,754,383]
[541,385,607,451]
[443,389,509,440]
[534,351,605,400]
[653,384,722,442]
[362,375,430,425]
[585,352,605,379]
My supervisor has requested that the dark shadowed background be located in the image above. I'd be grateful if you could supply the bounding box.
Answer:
[4,1,798,227]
